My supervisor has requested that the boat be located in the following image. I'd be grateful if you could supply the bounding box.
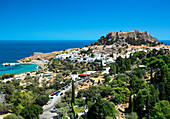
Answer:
[10,63,16,65]
[2,63,10,66]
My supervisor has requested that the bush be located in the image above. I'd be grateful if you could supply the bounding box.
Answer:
[74,107,84,113]
[20,104,43,119]
[0,102,13,114]
[68,112,74,119]
[75,99,86,107]
[4,114,24,119]
[61,116,68,119]
[77,90,85,98]
[126,112,138,119]
[55,102,68,108]
[87,99,118,119]
[57,106,69,117]
[35,95,49,106]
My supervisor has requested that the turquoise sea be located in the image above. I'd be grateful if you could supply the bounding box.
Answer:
[0,40,95,75]
[0,64,38,75]
[0,40,169,75]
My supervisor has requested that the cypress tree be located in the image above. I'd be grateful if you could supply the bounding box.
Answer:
[129,91,134,112]
[150,68,153,84]
[71,80,75,104]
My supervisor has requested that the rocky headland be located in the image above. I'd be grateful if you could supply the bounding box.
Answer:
[18,48,79,62]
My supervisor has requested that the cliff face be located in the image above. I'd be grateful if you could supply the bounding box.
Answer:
[93,30,158,46]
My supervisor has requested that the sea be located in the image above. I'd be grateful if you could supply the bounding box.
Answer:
[0,40,95,75]
[0,40,169,75]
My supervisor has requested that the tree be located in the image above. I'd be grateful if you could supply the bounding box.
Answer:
[159,64,170,101]
[68,112,74,119]
[12,104,24,115]
[147,59,165,68]
[10,91,34,107]
[85,86,101,103]
[109,64,116,75]
[71,80,75,104]
[63,70,71,76]
[146,85,159,116]
[57,107,69,117]
[4,114,24,119]
[133,91,145,117]
[77,90,85,98]
[56,74,63,81]
[150,100,170,119]
[128,91,134,112]
[87,98,118,119]
[3,84,15,95]
[2,73,10,79]
[133,51,146,59]
[55,102,68,108]
[0,102,13,114]
[157,49,164,56]
[35,95,49,106]
[112,87,130,103]
[130,75,146,94]
[100,85,112,97]
[132,68,146,79]
[61,116,68,119]
[104,76,111,83]
[75,98,85,107]
[126,112,138,119]
[20,104,43,119]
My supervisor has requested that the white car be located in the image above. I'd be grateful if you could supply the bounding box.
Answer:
[50,109,56,113]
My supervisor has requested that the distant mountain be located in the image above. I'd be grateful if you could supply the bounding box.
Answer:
[91,30,159,46]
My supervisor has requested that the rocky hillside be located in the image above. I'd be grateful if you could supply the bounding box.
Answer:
[92,30,159,46]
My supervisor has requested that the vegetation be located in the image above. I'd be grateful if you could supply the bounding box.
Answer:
[0,44,169,119]
[87,99,118,119]
[125,37,158,46]
[4,114,24,119]
[0,102,13,114]
[20,104,43,119]
[126,112,138,119]
[149,100,170,119]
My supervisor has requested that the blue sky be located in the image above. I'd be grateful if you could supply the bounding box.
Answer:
[0,0,170,40]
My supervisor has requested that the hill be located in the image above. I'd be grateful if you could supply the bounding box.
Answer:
[91,30,159,47]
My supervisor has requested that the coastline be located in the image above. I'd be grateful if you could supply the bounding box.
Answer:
[0,48,79,75]
[1,41,170,76]
[1,47,80,75]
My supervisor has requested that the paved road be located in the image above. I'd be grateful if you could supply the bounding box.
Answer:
[40,86,71,119]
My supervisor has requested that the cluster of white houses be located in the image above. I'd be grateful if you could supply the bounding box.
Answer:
[55,48,148,66]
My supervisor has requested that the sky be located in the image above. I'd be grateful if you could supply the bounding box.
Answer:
[0,0,170,40]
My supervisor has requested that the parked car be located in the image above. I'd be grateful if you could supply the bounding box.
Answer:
[50,109,56,113]
[60,93,63,96]
[50,97,54,99]
[50,94,54,96]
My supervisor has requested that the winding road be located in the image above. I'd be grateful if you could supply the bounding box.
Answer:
[40,86,71,119]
